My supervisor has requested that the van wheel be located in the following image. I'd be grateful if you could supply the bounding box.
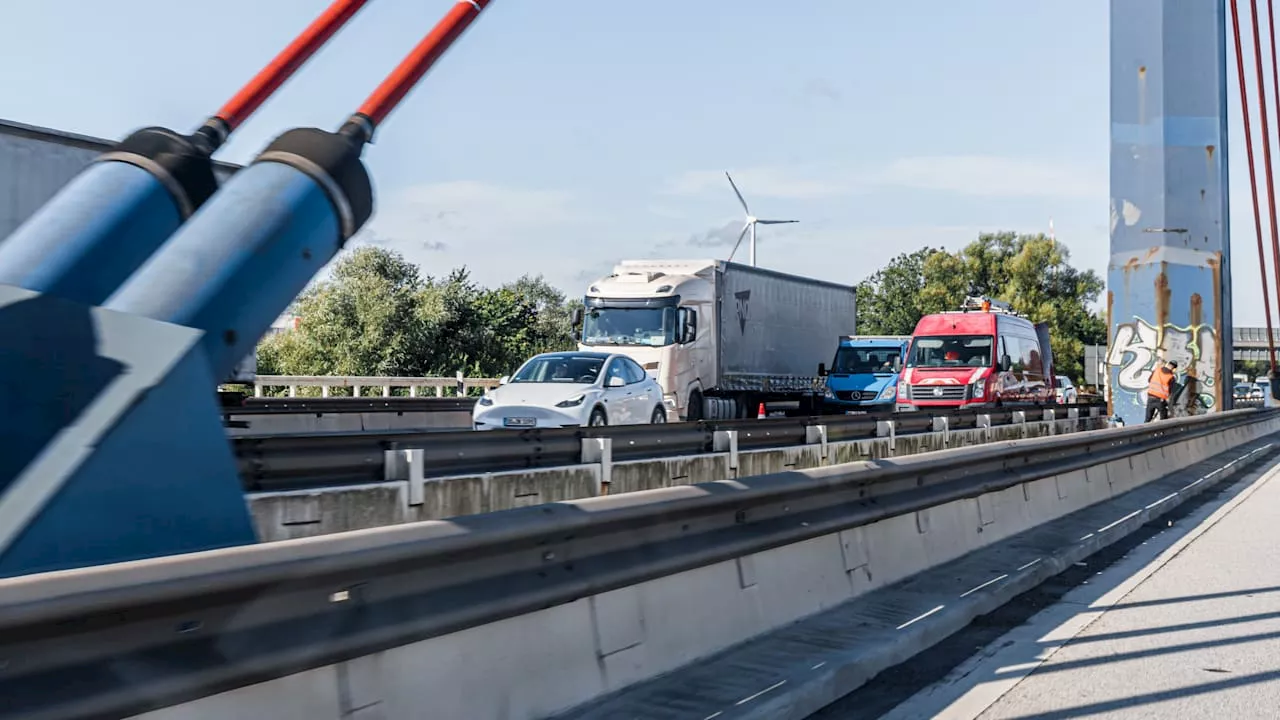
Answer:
[589,408,608,427]
[650,406,666,424]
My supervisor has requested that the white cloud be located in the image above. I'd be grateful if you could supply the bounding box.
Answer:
[371,180,592,240]
[877,155,1104,199]
[664,155,1105,202]
[663,167,854,200]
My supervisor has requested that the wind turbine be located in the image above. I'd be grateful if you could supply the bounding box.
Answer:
[723,171,798,267]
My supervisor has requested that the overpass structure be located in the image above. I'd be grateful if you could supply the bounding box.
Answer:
[7,1,1280,719]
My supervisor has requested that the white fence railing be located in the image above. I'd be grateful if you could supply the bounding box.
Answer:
[250,374,502,398]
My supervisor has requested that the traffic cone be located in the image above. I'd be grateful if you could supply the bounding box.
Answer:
[757,402,767,419]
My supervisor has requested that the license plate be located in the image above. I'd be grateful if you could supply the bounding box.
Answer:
[503,417,536,428]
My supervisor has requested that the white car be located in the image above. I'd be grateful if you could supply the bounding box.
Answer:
[472,351,667,430]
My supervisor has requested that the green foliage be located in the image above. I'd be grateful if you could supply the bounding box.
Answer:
[262,233,1106,390]
[855,231,1107,383]
[855,247,943,335]
[257,247,578,386]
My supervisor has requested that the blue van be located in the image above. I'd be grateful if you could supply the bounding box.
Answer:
[818,335,911,412]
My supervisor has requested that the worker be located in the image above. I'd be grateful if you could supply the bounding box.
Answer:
[1145,359,1177,422]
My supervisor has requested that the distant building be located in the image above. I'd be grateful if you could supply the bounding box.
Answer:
[266,313,300,336]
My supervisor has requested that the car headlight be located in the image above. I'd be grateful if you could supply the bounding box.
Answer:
[477,396,494,407]
[556,394,586,408]
[879,385,896,400]
[824,386,836,399]
[971,379,985,399]
[898,383,909,399]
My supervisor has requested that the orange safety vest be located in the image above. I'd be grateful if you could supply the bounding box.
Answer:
[1147,367,1173,400]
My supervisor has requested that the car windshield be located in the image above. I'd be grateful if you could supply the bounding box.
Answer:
[907,335,994,368]
[510,356,604,383]
[582,306,677,346]
[832,346,900,374]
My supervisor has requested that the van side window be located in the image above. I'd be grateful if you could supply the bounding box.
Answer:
[1017,336,1038,374]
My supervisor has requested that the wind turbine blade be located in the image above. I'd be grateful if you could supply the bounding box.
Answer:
[725,171,750,215]
[756,219,799,225]
[726,221,752,263]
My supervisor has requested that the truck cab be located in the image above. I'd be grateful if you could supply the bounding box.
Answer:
[818,335,910,412]
[896,296,1055,410]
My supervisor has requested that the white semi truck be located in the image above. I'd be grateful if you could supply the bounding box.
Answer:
[574,259,857,421]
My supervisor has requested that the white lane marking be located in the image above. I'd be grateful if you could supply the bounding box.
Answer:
[1097,509,1142,533]
[812,662,827,670]
[1079,532,1094,541]
[897,605,945,630]
[961,574,1009,598]
[1017,558,1042,572]
[735,680,786,706]
[702,713,722,720]
[1145,492,1178,510]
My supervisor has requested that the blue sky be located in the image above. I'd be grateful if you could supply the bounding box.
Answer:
[1,0,1272,324]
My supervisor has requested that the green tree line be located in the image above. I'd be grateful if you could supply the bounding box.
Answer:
[257,231,1106,387]
[855,231,1107,383]
[255,246,580,384]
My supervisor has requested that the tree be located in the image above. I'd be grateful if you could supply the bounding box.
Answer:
[256,248,580,388]
[855,232,1106,384]
[924,232,1106,383]
[855,247,943,335]
[258,246,429,384]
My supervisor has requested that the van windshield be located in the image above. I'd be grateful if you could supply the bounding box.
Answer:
[832,346,901,374]
[907,335,994,369]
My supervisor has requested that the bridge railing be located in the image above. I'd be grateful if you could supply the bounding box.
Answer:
[250,373,502,398]
[234,402,1107,490]
[5,407,1276,720]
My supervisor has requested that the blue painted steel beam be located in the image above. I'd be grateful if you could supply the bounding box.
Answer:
[106,129,372,383]
[1107,0,1234,423]
[0,129,219,305]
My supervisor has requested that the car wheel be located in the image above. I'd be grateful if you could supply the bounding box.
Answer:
[650,406,666,424]
[589,407,608,427]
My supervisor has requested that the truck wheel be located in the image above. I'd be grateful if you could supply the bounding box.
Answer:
[650,406,667,424]
[687,391,704,422]
[589,407,608,427]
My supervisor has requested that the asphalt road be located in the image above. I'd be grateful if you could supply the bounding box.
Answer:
[875,450,1280,719]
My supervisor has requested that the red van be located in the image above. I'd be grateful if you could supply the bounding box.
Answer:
[896,296,1055,410]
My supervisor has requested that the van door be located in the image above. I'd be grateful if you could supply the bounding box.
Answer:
[1034,322,1055,402]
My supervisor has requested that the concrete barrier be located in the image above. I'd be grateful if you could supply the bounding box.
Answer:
[247,416,1105,542]
[225,409,472,436]
[140,413,1280,720]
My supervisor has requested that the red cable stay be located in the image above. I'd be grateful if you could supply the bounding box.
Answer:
[1231,0,1280,373]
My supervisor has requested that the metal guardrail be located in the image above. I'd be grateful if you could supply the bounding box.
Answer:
[5,407,1274,720]
[249,374,501,398]
[225,396,478,415]
[233,402,1106,490]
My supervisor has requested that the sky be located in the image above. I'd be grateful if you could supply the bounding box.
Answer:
[0,0,1275,325]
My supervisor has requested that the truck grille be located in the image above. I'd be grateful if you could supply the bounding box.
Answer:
[908,385,967,401]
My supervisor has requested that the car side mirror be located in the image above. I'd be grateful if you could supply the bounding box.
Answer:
[607,376,626,388]
[817,362,828,377]
[893,356,903,372]
[1000,355,1012,372]
[499,376,509,386]
[571,306,583,327]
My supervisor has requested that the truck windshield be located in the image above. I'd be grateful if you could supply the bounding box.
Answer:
[907,335,994,368]
[582,307,677,346]
[832,346,900,374]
